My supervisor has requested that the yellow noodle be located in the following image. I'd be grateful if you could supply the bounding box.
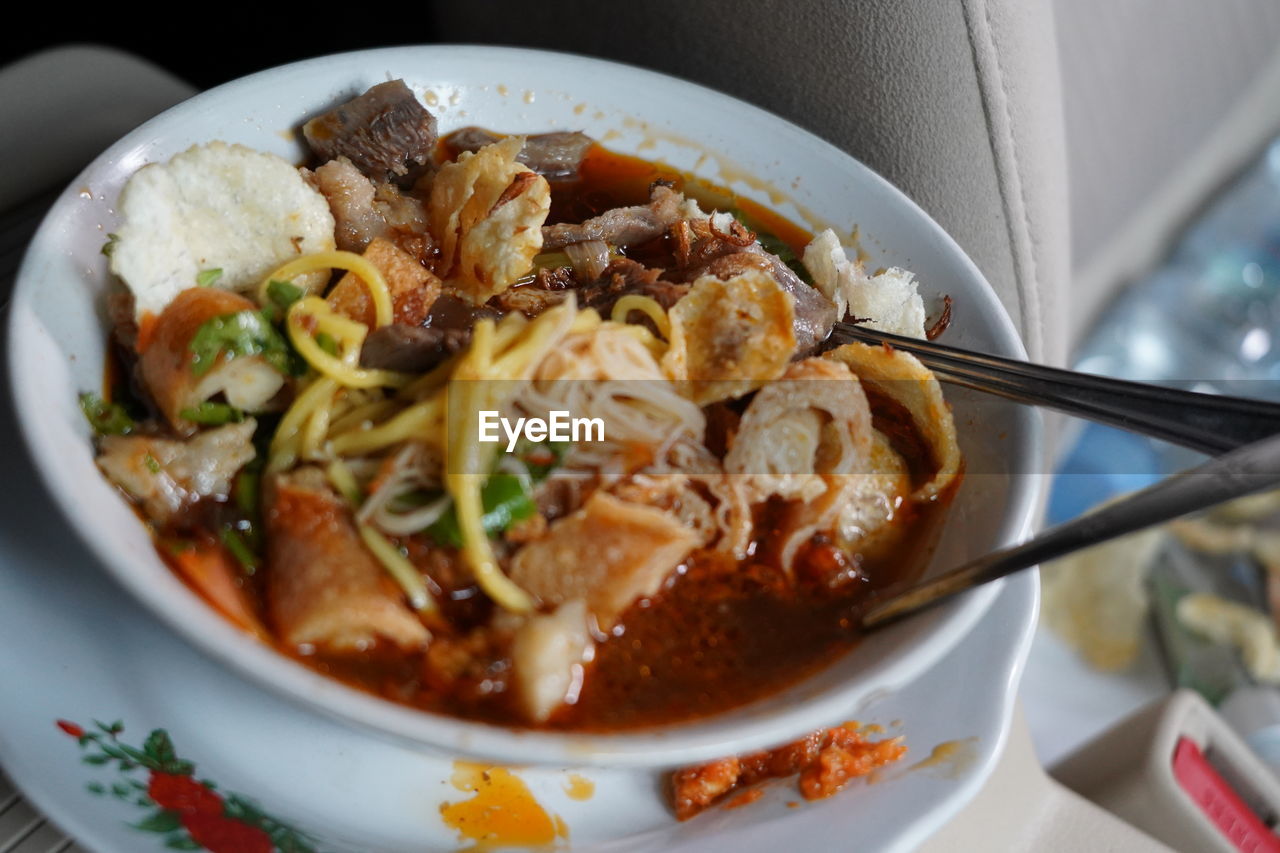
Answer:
[301,388,335,460]
[398,358,457,401]
[329,398,443,456]
[611,294,671,339]
[329,397,401,435]
[442,300,582,613]
[356,524,435,612]
[261,250,393,328]
[286,297,411,389]
[269,375,340,472]
[569,307,602,334]
[325,458,364,506]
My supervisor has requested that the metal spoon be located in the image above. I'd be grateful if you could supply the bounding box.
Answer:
[859,430,1280,630]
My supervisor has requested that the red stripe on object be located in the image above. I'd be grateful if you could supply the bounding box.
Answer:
[1172,737,1280,853]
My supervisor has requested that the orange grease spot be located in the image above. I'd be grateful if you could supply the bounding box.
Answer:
[563,774,594,801]
[440,762,567,850]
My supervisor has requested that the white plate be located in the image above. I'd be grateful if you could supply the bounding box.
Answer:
[0,395,1038,850]
[6,45,1041,769]
[1,44,1043,849]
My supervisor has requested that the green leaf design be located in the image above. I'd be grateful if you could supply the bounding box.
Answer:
[134,809,182,833]
[144,729,178,766]
[64,719,319,851]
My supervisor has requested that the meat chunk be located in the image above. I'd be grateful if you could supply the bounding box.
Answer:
[487,284,572,317]
[303,80,437,185]
[510,599,594,722]
[308,157,384,251]
[138,287,288,433]
[97,419,257,525]
[541,182,682,250]
[447,127,594,180]
[266,468,430,653]
[580,258,689,316]
[327,237,441,328]
[359,324,471,372]
[660,267,796,405]
[110,142,335,322]
[309,157,435,264]
[508,491,700,629]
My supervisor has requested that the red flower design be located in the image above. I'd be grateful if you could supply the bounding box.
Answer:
[147,772,224,816]
[181,813,273,853]
[56,720,84,738]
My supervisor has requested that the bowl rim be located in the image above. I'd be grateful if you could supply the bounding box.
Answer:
[6,44,1043,768]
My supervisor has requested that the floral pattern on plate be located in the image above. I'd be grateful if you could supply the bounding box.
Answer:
[58,719,318,853]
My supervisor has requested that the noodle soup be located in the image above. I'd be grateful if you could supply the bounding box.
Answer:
[82,79,960,733]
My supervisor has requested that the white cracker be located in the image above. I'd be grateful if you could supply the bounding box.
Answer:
[110,142,335,319]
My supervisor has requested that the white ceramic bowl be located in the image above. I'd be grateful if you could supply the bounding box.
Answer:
[7,46,1041,768]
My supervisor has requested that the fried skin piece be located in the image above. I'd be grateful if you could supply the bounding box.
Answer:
[266,468,429,653]
[327,236,441,328]
[661,267,796,405]
[671,725,907,820]
[508,492,699,629]
[428,137,551,304]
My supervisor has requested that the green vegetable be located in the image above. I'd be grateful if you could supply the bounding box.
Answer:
[427,474,535,547]
[178,401,245,425]
[266,279,304,313]
[516,439,570,482]
[234,465,261,518]
[219,526,259,574]
[100,233,120,257]
[188,310,304,378]
[195,268,223,287]
[143,453,161,474]
[315,332,339,357]
[79,392,135,436]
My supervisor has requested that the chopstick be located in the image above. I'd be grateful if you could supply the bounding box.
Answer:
[828,322,1280,456]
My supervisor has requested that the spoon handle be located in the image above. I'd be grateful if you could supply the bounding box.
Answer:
[860,431,1280,629]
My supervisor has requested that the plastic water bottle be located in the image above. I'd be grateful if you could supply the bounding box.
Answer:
[1050,137,1280,522]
